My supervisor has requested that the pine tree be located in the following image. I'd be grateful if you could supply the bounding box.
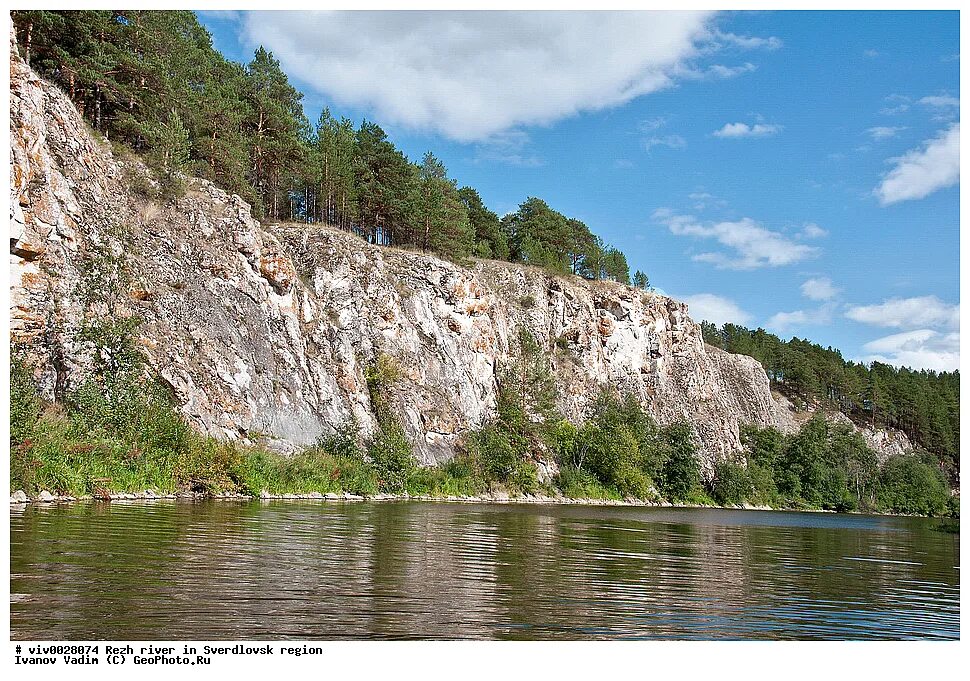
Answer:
[245,46,308,219]
[459,187,509,260]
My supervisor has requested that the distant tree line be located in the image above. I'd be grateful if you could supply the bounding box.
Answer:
[11,9,635,284]
[701,322,959,484]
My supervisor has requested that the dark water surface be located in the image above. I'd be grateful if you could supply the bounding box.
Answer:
[10,500,959,640]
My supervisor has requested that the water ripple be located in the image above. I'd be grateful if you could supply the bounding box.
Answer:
[10,501,959,640]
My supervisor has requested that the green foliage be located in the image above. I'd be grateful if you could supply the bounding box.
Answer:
[554,390,706,503]
[364,354,415,493]
[465,328,559,494]
[659,423,701,502]
[711,461,752,506]
[877,452,950,516]
[315,419,363,461]
[733,419,952,516]
[13,10,647,285]
[459,186,508,260]
[6,318,957,517]
[10,354,41,445]
[703,321,959,483]
[565,392,657,499]
[405,455,487,497]
[233,446,379,497]
[555,466,621,500]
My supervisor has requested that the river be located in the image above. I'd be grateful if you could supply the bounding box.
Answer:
[9,500,959,640]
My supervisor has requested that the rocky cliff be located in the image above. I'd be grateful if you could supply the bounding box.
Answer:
[8,38,795,472]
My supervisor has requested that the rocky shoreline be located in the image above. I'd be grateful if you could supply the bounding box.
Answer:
[6,488,774,511]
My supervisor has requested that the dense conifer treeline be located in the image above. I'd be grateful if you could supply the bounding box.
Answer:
[11,9,632,282]
[701,322,959,483]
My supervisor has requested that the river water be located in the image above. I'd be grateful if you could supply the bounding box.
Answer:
[9,500,959,640]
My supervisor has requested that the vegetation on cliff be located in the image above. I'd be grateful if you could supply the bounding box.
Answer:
[702,322,959,485]
[10,9,634,284]
[10,322,956,517]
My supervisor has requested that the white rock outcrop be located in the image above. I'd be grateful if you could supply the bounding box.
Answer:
[9,36,792,473]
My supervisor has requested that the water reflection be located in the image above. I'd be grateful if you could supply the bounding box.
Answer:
[10,501,959,640]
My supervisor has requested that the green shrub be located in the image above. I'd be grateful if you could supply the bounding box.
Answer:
[364,353,415,493]
[877,452,950,516]
[406,456,487,497]
[555,465,620,500]
[368,422,414,493]
[10,354,41,446]
[507,458,540,494]
[711,461,752,506]
[316,419,364,460]
[746,463,779,506]
[659,423,701,502]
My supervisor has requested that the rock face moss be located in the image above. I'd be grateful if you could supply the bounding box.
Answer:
[10,34,782,473]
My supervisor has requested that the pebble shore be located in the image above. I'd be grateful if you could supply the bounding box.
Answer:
[8,488,776,510]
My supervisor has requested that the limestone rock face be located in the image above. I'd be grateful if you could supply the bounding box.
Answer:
[9,39,786,472]
[771,392,913,462]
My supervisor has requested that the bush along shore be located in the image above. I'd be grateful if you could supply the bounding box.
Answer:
[10,322,959,518]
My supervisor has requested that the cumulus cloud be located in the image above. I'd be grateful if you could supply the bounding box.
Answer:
[851,293,961,371]
[680,293,752,326]
[237,10,776,141]
[866,126,906,140]
[845,295,959,330]
[801,277,839,301]
[861,329,959,372]
[653,209,818,270]
[712,121,782,138]
[766,304,835,333]
[874,123,960,205]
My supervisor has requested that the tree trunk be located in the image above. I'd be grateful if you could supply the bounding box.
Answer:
[24,20,32,67]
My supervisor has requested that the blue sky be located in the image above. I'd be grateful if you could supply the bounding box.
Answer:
[198,10,960,371]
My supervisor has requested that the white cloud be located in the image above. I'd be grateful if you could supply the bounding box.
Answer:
[845,295,959,330]
[866,126,906,140]
[880,94,911,116]
[919,94,959,108]
[712,121,782,138]
[239,10,765,141]
[473,129,543,167]
[681,293,752,326]
[638,117,668,133]
[766,304,835,333]
[712,31,782,51]
[801,277,839,301]
[654,210,818,270]
[874,123,960,205]
[705,62,757,79]
[643,134,687,152]
[863,49,881,58]
[861,329,959,372]
[800,223,828,239]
